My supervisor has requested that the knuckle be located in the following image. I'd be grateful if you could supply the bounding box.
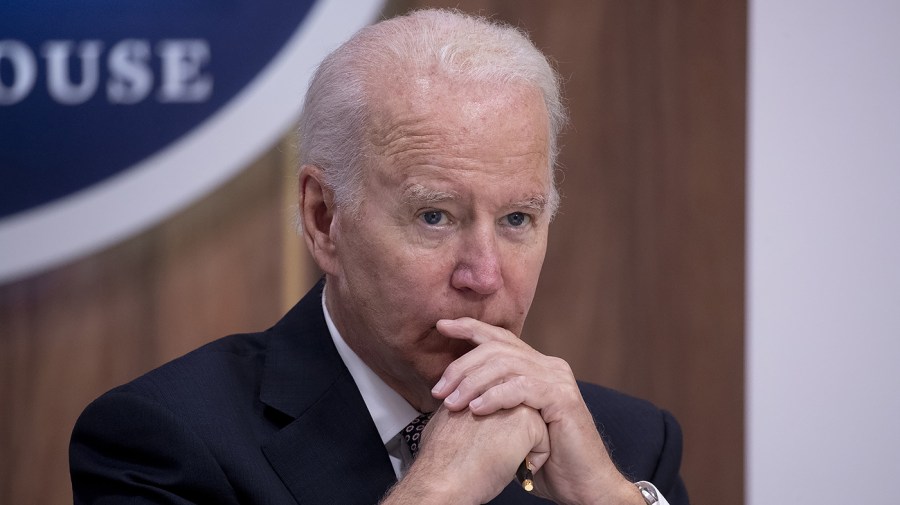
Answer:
[499,392,520,410]
[481,340,504,354]
[458,370,491,397]
[456,376,476,395]
[547,356,572,374]
[479,388,501,406]
[511,375,531,391]
[442,360,463,378]
[483,356,507,376]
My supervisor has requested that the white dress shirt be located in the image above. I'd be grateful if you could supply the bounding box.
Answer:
[322,291,669,504]
[323,291,420,477]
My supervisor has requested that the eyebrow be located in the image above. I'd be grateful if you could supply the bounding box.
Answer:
[511,194,549,214]
[401,183,460,206]
[400,183,549,214]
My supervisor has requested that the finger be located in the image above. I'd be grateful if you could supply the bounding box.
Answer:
[520,450,549,495]
[469,372,582,422]
[436,317,522,346]
[527,451,550,473]
[431,321,536,400]
[431,339,506,398]
[440,350,535,409]
[523,412,551,490]
[467,375,534,415]
[431,343,495,399]
[433,343,537,405]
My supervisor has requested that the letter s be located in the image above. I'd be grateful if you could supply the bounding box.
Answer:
[107,39,153,104]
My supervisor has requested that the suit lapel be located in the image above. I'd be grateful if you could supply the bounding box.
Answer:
[262,373,398,503]
[259,281,398,503]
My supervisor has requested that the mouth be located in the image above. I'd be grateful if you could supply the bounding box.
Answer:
[434,310,515,327]
[418,325,475,352]
[411,307,520,353]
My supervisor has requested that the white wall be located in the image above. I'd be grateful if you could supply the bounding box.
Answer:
[747,1,900,503]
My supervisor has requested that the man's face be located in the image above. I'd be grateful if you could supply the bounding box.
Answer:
[324,75,552,409]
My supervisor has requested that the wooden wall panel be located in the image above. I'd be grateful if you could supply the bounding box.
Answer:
[0,2,744,503]
[392,1,747,504]
[0,140,312,504]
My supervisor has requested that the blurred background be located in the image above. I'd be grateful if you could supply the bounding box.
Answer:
[1,1,897,504]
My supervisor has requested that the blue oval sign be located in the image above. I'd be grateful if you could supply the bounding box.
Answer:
[0,0,384,282]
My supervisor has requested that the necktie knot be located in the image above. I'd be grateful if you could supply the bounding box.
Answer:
[401,412,433,457]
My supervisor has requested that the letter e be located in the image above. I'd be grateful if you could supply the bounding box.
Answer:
[157,39,213,103]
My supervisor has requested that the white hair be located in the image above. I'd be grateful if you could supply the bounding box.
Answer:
[297,8,567,216]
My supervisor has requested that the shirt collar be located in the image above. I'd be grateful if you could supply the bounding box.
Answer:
[322,286,421,445]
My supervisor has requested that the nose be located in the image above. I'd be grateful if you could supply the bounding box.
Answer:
[450,225,504,296]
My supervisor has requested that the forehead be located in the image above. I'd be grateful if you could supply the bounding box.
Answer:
[363,72,551,192]
[368,70,546,138]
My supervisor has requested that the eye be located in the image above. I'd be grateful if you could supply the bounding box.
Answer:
[503,212,531,227]
[420,210,447,226]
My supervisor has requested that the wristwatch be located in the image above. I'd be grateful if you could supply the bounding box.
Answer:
[634,481,659,505]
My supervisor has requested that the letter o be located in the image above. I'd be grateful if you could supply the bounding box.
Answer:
[0,40,37,105]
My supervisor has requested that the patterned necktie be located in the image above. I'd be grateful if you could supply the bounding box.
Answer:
[401,412,433,458]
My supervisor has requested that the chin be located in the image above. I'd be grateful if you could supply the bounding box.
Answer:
[420,341,472,382]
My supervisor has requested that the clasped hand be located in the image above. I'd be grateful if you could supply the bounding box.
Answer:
[420,317,638,505]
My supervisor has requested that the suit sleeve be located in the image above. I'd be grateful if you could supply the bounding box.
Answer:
[70,389,239,505]
[650,410,690,505]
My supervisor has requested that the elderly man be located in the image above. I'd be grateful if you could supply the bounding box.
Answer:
[71,9,688,505]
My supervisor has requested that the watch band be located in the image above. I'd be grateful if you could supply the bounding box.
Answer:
[634,481,660,505]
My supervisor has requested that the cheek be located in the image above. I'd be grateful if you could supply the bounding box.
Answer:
[509,231,547,274]
[505,238,548,299]
[346,231,456,305]
[388,253,459,308]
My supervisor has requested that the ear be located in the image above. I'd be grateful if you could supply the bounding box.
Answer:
[298,164,340,275]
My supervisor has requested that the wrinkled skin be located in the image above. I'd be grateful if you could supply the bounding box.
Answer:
[303,75,551,411]
[299,74,643,505]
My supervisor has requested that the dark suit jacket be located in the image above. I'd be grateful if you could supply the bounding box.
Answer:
[71,282,689,504]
